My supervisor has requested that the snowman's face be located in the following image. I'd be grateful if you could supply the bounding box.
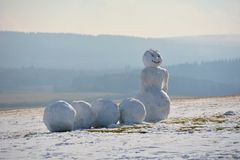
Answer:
[143,49,162,67]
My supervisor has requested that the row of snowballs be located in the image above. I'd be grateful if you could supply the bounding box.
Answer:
[43,98,146,132]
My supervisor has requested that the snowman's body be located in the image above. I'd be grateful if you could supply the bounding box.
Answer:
[137,49,170,122]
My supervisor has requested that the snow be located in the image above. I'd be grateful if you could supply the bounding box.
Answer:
[137,49,170,122]
[43,100,76,132]
[1,96,240,159]
[119,98,146,124]
[91,98,120,128]
[71,101,95,129]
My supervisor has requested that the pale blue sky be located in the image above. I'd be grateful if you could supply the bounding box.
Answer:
[0,0,240,37]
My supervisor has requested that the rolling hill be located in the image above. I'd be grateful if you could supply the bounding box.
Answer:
[1,31,240,70]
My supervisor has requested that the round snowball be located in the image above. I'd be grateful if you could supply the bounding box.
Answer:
[91,99,120,127]
[119,98,146,124]
[72,101,96,129]
[43,100,76,132]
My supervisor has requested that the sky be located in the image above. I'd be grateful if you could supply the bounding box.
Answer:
[0,0,240,38]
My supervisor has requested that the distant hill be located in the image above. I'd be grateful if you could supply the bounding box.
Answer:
[0,31,240,70]
[168,59,240,85]
[0,59,240,96]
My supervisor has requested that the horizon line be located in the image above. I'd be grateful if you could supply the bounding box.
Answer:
[1,30,240,39]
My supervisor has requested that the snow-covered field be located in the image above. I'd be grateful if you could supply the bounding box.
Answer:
[1,96,240,159]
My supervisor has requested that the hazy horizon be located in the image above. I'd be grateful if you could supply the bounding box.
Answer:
[1,31,240,70]
[2,30,240,39]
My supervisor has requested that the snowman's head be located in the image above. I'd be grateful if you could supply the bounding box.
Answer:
[143,49,162,67]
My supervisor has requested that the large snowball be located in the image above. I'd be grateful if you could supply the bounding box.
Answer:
[91,99,120,127]
[71,101,96,129]
[137,90,170,122]
[119,98,146,125]
[43,100,76,132]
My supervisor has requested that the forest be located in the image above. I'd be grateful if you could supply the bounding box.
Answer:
[0,59,239,97]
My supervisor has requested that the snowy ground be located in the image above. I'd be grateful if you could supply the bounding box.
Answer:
[1,96,240,159]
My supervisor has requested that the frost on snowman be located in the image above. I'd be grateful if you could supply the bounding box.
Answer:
[137,49,170,122]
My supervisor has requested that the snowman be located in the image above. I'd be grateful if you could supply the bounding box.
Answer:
[136,49,170,122]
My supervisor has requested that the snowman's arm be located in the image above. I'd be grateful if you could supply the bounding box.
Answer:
[162,70,169,92]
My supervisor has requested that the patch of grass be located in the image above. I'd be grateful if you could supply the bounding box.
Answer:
[216,127,226,131]
[161,114,226,125]
[234,125,240,129]
[208,115,226,123]
[216,125,240,131]
[161,114,230,133]
[161,118,190,124]
[86,124,152,134]
[191,117,209,124]
[178,125,204,132]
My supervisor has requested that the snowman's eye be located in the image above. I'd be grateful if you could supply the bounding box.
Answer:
[151,54,154,57]
[157,55,160,58]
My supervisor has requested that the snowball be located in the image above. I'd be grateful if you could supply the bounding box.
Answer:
[91,99,120,127]
[119,98,146,125]
[71,101,95,129]
[43,100,76,132]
